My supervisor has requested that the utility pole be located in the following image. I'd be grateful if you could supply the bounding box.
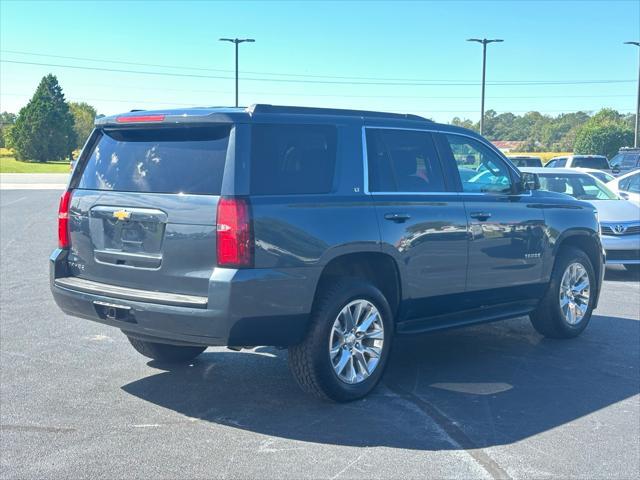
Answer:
[219,38,255,107]
[467,38,503,135]
[624,41,640,148]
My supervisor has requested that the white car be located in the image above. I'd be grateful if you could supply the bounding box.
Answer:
[522,167,640,273]
[545,155,612,175]
[607,169,640,206]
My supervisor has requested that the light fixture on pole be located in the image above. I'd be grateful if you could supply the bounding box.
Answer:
[467,38,503,135]
[624,41,640,148]
[219,38,255,107]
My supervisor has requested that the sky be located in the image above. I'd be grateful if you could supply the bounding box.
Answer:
[1,0,639,123]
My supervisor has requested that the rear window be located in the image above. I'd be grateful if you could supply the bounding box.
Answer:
[250,124,337,195]
[573,157,609,169]
[77,126,231,194]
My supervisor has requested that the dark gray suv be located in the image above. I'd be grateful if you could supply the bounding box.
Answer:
[51,105,604,401]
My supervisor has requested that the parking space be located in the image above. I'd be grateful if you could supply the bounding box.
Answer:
[1,189,638,479]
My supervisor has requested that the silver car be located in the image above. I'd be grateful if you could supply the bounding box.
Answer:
[522,167,640,273]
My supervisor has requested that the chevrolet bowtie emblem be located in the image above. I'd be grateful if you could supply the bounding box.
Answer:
[112,209,131,221]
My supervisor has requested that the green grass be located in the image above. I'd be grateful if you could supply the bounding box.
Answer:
[0,155,71,173]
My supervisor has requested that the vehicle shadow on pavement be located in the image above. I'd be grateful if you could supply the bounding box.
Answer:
[121,314,639,450]
[604,266,640,283]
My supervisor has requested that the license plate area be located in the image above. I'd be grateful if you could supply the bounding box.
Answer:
[89,206,167,269]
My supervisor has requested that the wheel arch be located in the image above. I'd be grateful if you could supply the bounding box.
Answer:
[312,252,402,320]
[553,229,604,306]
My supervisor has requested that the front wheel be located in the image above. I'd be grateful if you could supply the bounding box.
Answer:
[126,336,206,363]
[530,247,596,339]
[288,279,393,402]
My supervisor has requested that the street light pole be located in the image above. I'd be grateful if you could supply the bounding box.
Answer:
[467,38,503,135]
[219,38,255,107]
[625,41,640,148]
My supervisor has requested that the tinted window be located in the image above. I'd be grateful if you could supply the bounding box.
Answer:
[610,153,624,168]
[78,126,230,194]
[250,124,337,195]
[572,157,609,169]
[445,134,512,193]
[621,154,640,169]
[366,129,445,192]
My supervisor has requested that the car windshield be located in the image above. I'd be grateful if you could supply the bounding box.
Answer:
[538,173,619,200]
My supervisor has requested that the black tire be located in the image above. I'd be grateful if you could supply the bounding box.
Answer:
[624,264,640,274]
[288,278,394,402]
[530,246,596,339]
[127,336,206,363]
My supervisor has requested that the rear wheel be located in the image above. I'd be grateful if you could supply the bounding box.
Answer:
[288,279,393,402]
[127,336,206,363]
[530,247,596,339]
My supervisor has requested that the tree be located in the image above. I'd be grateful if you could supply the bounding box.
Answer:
[9,74,76,162]
[0,112,17,148]
[573,108,634,158]
[451,117,477,131]
[69,102,97,149]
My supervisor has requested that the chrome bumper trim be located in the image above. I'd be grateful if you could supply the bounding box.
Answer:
[54,277,208,308]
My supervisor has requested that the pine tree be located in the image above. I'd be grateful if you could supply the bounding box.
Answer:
[10,74,76,162]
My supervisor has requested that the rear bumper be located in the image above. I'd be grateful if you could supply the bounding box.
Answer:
[50,249,319,347]
[601,234,640,265]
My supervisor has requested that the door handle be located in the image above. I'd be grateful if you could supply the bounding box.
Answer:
[470,211,492,221]
[384,212,411,223]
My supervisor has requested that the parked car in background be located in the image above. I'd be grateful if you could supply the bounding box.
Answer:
[522,167,640,273]
[508,155,543,168]
[610,147,640,176]
[545,155,611,173]
[575,167,615,184]
[50,105,604,402]
[607,169,640,206]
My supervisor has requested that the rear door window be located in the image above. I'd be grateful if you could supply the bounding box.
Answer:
[250,124,337,195]
[77,126,231,195]
[366,129,446,193]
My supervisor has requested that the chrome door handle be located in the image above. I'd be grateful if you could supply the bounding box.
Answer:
[384,213,411,223]
[470,211,492,221]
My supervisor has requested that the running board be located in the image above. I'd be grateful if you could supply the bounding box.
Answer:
[397,301,537,335]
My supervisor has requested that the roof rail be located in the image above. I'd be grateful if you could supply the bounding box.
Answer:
[246,104,429,121]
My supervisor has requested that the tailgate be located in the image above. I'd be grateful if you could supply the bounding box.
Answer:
[65,125,231,297]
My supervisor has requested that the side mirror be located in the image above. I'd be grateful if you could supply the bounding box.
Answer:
[519,172,540,192]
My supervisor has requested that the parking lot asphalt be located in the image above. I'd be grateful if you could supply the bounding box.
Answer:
[1,189,639,479]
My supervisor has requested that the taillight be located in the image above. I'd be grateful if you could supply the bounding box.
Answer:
[216,197,253,267]
[58,190,72,249]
